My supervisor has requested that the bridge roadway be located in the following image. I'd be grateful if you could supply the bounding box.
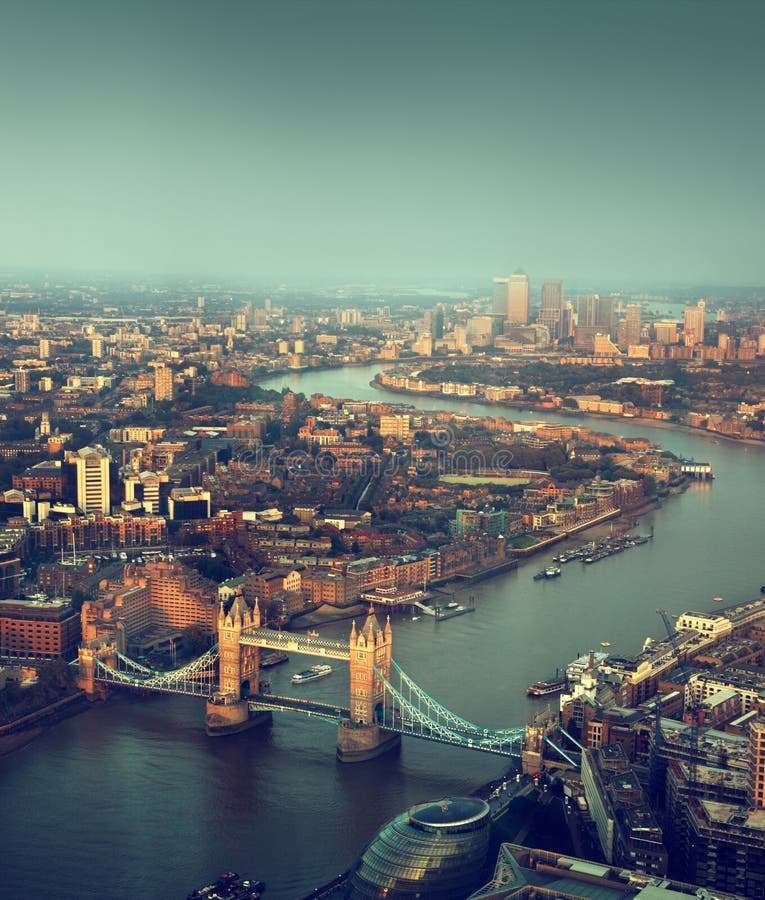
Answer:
[248,692,350,723]
[239,627,351,661]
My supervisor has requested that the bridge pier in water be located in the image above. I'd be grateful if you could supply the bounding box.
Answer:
[337,610,401,762]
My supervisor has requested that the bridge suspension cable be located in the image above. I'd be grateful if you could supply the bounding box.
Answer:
[376,665,525,756]
[92,645,219,697]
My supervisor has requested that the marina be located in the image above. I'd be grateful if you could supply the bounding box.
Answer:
[553,530,651,566]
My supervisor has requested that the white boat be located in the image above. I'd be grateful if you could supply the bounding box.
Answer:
[291,664,332,684]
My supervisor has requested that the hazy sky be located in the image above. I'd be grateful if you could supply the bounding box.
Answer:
[2,0,764,286]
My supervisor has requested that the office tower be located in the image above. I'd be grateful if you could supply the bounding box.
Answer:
[154,365,174,402]
[432,304,445,339]
[595,295,614,336]
[492,277,509,316]
[538,279,564,340]
[561,302,574,340]
[197,296,205,309]
[624,304,642,348]
[683,299,706,345]
[577,294,598,327]
[14,369,29,393]
[68,445,111,514]
[507,273,529,324]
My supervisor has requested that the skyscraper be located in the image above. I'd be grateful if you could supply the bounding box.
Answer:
[624,303,642,349]
[507,273,529,324]
[538,279,564,340]
[492,277,509,316]
[683,300,706,345]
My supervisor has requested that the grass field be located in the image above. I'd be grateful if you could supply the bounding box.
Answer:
[440,474,530,486]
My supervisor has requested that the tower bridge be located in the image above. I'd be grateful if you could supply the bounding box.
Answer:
[78,596,528,763]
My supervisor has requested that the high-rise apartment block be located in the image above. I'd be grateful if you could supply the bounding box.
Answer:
[683,300,706,346]
[154,365,174,402]
[67,445,111,514]
[14,369,29,393]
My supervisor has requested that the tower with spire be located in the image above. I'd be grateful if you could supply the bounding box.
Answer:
[338,607,400,761]
[217,594,261,698]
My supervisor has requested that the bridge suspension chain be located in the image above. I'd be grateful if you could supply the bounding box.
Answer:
[388,659,510,736]
[376,666,525,755]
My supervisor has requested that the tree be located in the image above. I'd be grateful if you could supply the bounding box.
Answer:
[181,623,210,656]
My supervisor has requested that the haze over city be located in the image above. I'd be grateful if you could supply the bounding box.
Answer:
[2,0,764,286]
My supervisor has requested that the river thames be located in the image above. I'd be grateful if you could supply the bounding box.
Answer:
[1,363,763,899]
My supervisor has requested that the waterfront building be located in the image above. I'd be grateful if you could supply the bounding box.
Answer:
[0,597,80,660]
[349,797,491,898]
[472,843,744,899]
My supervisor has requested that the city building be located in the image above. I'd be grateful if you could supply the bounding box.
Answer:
[154,365,174,402]
[492,276,510,316]
[0,597,81,660]
[14,368,29,393]
[349,797,491,898]
[538,278,564,340]
[67,445,112,515]
[683,300,706,346]
[581,742,667,875]
[167,487,211,520]
[507,272,530,324]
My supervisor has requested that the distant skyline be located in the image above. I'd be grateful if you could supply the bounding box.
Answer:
[2,1,764,286]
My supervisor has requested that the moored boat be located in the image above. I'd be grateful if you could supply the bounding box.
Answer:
[260,650,289,668]
[186,871,265,899]
[527,676,567,697]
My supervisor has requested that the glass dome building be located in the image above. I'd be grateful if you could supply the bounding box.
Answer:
[348,796,492,899]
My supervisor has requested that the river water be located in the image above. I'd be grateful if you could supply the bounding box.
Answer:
[2,364,763,900]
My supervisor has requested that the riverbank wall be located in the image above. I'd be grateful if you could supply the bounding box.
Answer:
[0,691,89,757]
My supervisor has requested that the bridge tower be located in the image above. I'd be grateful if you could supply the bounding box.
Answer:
[206,596,271,736]
[77,641,116,699]
[337,608,401,763]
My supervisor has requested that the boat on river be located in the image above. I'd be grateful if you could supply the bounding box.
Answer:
[292,664,332,684]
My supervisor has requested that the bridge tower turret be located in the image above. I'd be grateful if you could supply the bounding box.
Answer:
[337,608,401,763]
[216,595,260,698]
[206,596,270,737]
